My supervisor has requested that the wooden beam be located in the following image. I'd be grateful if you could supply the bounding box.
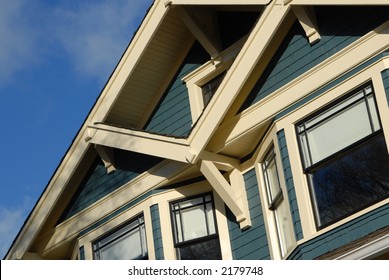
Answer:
[293,6,320,44]
[199,160,251,229]
[199,151,241,171]
[87,123,196,163]
[177,6,222,57]
[188,2,291,158]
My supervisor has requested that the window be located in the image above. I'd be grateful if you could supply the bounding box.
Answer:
[93,215,147,260]
[170,194,221,260]
[201,72,226,107]
[297,84,389,228]
[262,148,295,257]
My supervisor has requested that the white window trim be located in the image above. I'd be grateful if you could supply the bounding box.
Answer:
[275,59,389,243]
[182,37,246,123]
[254,125,296,260]
[77,181,232,260]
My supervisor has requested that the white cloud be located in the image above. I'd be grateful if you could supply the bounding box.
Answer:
[0,0,38,86]
[51,0,152,81]
[0,200,32,259]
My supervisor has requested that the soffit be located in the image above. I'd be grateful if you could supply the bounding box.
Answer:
[105,4,263,130]
[105,9,194,129]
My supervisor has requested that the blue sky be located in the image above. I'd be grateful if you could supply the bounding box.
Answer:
[0,0,153,258]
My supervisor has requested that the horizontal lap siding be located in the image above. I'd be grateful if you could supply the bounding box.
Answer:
[240,6,389,111]
[227,169,270,260]
[288,204,389,259]
[144,42,209,137]
[60,151,162,222]
[150,204,164,260]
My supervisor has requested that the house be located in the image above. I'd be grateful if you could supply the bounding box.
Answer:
[5,0,389,260]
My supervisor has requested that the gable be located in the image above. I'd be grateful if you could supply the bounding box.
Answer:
[59,149,163,222]
[239,5,389,112]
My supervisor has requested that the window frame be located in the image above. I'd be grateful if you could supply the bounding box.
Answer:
[295,82,389,229]
[260,145,296,258]
[169,192,222,260]
[92,214,148,260]
[182,38,245,123]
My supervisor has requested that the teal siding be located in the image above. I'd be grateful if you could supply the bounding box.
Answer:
[60,150,162,222]
[276,52,389,120]
[150,204,164,260]
[288,203,389,259]
[381,69,389,107]
[227,169,270,260]
[277,129,303,241]
[144,41,209,137]
[241,6,389,111]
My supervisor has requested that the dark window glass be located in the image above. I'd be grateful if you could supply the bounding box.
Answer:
[297,84,389,228]
[309,135,389,227]
[202,72,226,107]
[170,194,221,260]
[93,215,148,260]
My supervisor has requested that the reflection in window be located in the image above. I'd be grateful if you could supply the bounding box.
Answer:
[297,84,389,228]
[262,148,295,257]
[170,194,221,260]
[93,215,147,260]
[201,72,226,107]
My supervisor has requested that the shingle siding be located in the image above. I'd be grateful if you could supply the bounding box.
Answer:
[227,169,270,260]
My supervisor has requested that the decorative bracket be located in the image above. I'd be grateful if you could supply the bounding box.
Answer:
[94,145,116,174]
[177,6,222,58]
[199,159,251,229]
[293,6,321,44]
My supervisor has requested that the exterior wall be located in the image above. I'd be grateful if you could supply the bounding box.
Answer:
[288,203,389,259]
[240,6,389,112]
[144,41,209,137]
[277,129,303,241]
[60,151,162,221]
[227,169,270,260]
[150,204,164,260]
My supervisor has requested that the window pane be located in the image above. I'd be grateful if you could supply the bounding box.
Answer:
[181,205,208,241]
[99,228,144,260]
[263,149,282,204]
[307,99,373,165]
[175,212,183,243]
[177,238,221,260]
[206,203,216,235]
[274,201,295,257]
[367,95,380,132]
[310,135,389,227]
[94,217,147,260]
[179,197,204,209]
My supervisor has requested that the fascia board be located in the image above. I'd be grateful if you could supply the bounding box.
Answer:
[87,0,171,125]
